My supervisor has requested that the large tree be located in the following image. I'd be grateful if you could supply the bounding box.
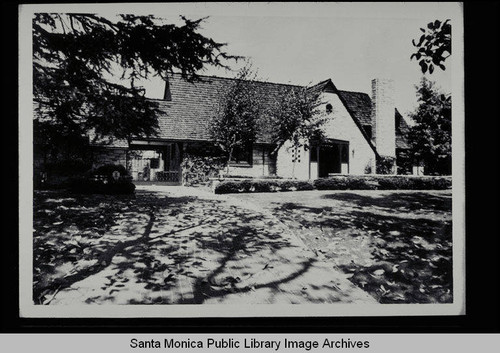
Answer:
[408,78,451,175]
[33,13,236,155]
[209,65,265,172]
[411,19,451,74]
[267,86,325,155]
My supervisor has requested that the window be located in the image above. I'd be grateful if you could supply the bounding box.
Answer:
[229,144,253,166]
[326,104,333,114]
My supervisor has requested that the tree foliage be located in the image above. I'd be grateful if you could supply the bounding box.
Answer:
[408,78,451,175]
[410,19,451,74]
[209,65,265,170]
[267,86,326,155]
[33,13,236,155]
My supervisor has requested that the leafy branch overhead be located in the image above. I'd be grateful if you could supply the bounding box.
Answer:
[410,19,451,74]
[267,87,326,155]
[33,13,238,147]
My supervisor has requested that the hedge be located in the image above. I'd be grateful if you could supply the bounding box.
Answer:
[313,176,377,190]
[214,175,451,194]
[214,179,314,194]
[314,175,451,191]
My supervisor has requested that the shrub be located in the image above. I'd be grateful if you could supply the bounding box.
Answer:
[294,180,315,191]
[93,164,128,178]
[346,176,378,190]
[314,175,451,190]
[377,176,413,190]
[314,177,349,190]
[213,181,241,194]
[376,156,396,174]
[413,177,451,190]
[214,179,313,194]
[213,175,451,194]
[253,180,278,192]
[69,164,134,195]
[181,154,225,186]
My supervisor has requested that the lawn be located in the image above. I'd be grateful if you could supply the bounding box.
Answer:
[32,188,452,305]
[235,189,453,303]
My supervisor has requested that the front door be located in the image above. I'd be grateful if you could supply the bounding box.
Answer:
[317,140,349,177]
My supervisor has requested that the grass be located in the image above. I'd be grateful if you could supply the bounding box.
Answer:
[234,190,453,303]
[32,188,453,304]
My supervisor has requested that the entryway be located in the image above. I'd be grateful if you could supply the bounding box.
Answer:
[128,141,183,184]
[313,140,349,178]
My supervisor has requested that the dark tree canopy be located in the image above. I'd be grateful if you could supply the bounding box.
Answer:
[33,13,237,153]
[408,78,451,175]
[411,19,451,74]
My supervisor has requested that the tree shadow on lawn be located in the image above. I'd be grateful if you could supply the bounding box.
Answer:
[321,191,452,213]
[34,190,322,305]
[273,194,453,304]
[33,190,198,303]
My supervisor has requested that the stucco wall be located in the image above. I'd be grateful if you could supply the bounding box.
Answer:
[276,140,311,179]
[319,92,376,175]
[276,91,376,178]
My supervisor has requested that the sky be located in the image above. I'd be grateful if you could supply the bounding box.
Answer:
[120,2,460,117]
[26,2,462,117]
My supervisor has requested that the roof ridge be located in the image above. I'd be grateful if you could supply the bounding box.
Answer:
[338,89,370,97]
[169,71,303,88]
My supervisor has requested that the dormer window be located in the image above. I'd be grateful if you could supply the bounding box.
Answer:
[326,104,333,114]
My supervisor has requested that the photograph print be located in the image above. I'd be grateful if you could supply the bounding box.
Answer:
[19,2,465,318]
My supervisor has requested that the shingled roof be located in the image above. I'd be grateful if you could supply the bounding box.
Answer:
[153,73,300,144]
[395,108,410,149]
[337,90,373,126]
[151,73,409,151]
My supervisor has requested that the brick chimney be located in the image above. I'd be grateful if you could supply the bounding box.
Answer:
[371,78,396,158]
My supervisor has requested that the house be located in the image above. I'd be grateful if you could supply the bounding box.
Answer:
[88,73,412,183]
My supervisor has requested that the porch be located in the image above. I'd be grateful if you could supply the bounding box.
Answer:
[128,140,183,184]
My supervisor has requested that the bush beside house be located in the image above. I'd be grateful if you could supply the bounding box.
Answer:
[181,154,225,186]
[214,179,314,194]
[214,175,451,194]
[68,164,136,194]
